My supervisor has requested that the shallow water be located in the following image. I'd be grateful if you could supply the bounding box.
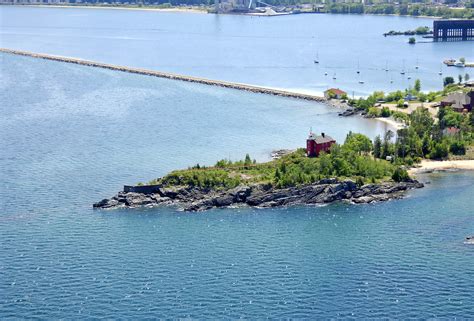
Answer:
[1,6,473,96]
[1,52,474,318]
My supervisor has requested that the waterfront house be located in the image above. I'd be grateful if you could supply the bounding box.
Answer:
[324,88,347,100]
[442,127,461,136]
[441,91,473,112]
[306,132,336,157]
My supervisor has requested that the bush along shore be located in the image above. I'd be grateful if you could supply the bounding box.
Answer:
[94,133,424,212]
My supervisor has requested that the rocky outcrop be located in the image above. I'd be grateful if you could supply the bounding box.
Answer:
[93,179,424,212]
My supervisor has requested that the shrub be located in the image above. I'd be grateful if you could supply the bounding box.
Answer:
[392,167,410,182]
[450,140,466,155]
[381,107,391,117]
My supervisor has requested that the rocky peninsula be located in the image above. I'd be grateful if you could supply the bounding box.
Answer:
[94,178,423,212]
[94,135,425,212]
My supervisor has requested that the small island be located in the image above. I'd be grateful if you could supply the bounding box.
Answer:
[94,132,423,212]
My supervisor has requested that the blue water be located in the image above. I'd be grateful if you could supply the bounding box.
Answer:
[1,52,474,318]
[1,6,473,96]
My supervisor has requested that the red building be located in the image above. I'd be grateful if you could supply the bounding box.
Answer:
[306,132,336,157]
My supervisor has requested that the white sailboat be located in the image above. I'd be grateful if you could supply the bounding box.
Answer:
[357,60,360,74]
[314,51,319,64]
[400,60,406,75]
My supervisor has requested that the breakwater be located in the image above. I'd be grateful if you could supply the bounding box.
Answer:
[0,48,327,102]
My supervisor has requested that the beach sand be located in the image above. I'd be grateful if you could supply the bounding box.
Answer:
[409,159,474,175]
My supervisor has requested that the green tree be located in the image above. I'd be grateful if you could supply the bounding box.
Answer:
[244,154,252,165]
[465,73,470,82]
[443,76,454,87]
[373,135,382,159]
[382,130,394,159]
[458,74,463,84]
[414,79,421,92]
[410,107,434,138]
[344,132,373,155]
[408,37,416,44]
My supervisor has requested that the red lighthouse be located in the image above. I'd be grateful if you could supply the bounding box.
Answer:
[306,131,336,157]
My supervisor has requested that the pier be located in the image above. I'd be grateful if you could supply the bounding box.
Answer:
[433,19,474,42]
[0,48,326,103]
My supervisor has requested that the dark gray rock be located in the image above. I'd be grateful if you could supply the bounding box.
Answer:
[93,179,424,212]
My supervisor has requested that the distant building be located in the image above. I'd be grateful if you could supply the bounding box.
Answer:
[441,91,473,112]
[442,127,461,136]
[306,132,336,157]
[324,88,347,100]
[215,0,256,13]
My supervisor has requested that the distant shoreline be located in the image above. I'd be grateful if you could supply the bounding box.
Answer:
[3,4,208,14]
[2,4,442,19]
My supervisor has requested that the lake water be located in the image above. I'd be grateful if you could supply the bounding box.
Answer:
[1,50,474,318]
[1,6,473,96]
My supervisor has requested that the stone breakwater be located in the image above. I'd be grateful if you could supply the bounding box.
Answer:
[93,178,424,212]
[0,48,327,102]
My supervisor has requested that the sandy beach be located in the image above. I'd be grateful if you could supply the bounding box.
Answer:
[409,159,474,175]
[375,117,405,130]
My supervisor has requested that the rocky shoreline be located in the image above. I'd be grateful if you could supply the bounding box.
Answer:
[93,178,424,212]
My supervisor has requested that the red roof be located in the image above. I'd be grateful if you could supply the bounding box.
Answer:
[326,88,346,95]
[445,127,460,134]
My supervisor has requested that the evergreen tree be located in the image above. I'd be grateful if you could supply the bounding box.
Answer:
[373,135,382,159]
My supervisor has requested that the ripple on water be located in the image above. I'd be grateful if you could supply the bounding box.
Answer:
[1,53,474,318]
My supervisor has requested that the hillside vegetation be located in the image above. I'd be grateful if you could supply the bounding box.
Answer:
[145,132,403,190]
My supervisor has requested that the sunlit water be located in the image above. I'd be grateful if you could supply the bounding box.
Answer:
[1,49,474,318]
[1,6,473,96]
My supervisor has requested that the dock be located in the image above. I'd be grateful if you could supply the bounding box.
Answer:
[0,48,327,103]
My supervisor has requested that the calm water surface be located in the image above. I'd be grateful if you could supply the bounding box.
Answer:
[1,52,474,318]
[1,6,473,96]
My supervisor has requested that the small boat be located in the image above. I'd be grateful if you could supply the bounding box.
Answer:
[415,58,419,70]
[314,52,319,64]
[324,72,328,76]
[407,76,411,80]
[332,73,337,80]
[444,59,455,66]
[359,80,365,84]
[385,61,389,72]
[455,62,465,67]
[464,236,474,245]
[401,60,406,75]
[357,60,360,74]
